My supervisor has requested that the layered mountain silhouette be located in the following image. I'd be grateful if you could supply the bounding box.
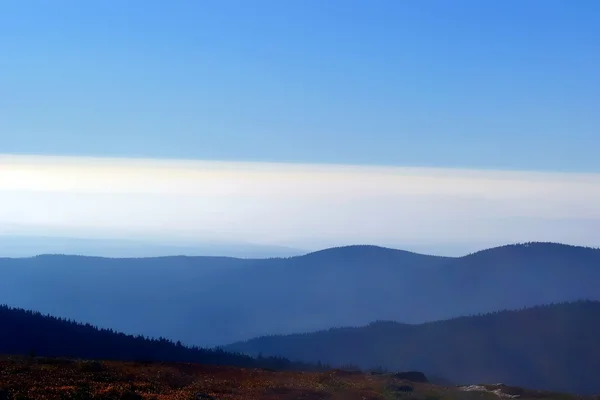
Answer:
[1,242,599,346]
[0,235,305,258]
[0,304,321,371]
[225,301,600,395]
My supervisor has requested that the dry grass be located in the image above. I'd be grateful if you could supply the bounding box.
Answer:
[0,356,396,400]
[0,356,591,400]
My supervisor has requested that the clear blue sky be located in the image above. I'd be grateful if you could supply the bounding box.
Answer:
[1,0,599,172]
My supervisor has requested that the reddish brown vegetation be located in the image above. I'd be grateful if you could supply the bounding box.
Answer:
[0,356,406,400]
[1,356,587,400]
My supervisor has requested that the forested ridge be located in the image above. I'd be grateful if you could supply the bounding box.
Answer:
[0,305,324,372]
[226,301,600,394]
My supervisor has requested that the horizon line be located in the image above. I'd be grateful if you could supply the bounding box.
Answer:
[3,240,598,261]
[3,153,600,178]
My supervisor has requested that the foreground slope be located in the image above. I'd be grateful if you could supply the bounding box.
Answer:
[225,301,600,395]
[1,356,595,400]
[0,305,318,372]
[1,242,599,345]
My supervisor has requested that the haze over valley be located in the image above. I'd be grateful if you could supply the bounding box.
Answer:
[2,1,600,398]
[2,242,599,347]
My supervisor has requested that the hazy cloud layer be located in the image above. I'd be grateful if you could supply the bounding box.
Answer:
[1,155,599,253]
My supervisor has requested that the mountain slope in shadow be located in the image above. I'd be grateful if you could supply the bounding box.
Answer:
[225,301,600,395]
[0,304,320,371]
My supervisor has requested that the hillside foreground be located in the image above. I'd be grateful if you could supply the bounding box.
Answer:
[1,356,596,400]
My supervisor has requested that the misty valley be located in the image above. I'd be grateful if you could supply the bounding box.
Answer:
[2,242,600,397]
[3,2,598,398]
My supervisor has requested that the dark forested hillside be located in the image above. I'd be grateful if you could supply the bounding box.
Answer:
[225,301,600,395]
[0,305,321,371]
[1,242,599,346]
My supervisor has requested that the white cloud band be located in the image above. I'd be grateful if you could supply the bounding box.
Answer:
[1,154,599,251]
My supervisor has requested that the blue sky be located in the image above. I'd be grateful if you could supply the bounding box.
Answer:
[1,1,600,254]
[2,0,599,171]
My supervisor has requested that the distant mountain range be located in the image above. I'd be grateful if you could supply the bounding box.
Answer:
[0,235,305,258]
[225,301,600,395]
[1,242,599,346]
